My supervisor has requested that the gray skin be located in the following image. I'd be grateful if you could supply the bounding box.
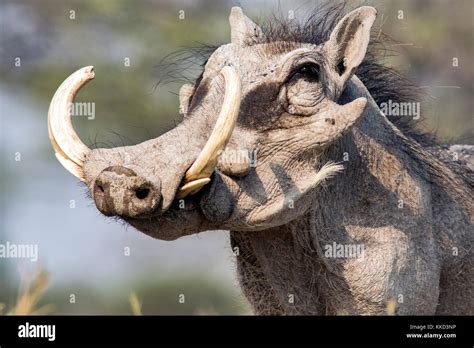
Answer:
[81,7,473,315]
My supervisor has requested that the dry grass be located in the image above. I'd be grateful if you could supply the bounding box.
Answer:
[2,268,398,316]
[2,268,54,315]
[128,292,142,315]
[386,298,397,315]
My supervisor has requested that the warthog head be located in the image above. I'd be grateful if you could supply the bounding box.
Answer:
[48,6,376,240]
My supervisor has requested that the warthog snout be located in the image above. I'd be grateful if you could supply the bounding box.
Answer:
[93,166,161,217]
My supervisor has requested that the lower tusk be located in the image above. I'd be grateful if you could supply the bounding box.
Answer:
[176,178,211,199]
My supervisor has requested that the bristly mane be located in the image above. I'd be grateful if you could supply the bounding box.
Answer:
[253,2,433,146]
[156,2,433,145]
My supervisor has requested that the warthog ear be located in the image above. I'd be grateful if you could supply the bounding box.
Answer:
[229,7,263,46]
[325,6,377,94]
[179,83,194,116]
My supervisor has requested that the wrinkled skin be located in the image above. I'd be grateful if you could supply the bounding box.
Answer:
[74,7,473,314]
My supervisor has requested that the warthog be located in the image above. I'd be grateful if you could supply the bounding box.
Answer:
[48,5,473,315]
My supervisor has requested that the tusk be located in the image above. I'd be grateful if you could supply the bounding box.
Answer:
[176,178,211,199]
[177,66,241,198]
[48,66,94,181]
[185,66,242,181]
[55,152,85,180]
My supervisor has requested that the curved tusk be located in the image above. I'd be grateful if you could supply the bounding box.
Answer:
[48,66,94,181]
[176,178,211,199]
[185,66,241,181]
[178,66,241,199]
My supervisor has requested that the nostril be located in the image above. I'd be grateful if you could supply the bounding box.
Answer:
[93,166,161,217]
[135,188,150,200]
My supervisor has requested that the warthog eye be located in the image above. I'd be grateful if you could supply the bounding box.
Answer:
[294,63,320,81]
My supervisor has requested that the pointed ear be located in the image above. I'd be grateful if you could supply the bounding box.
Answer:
[179,83,194,116]
[325,6,377,82]
[229,7,263,46]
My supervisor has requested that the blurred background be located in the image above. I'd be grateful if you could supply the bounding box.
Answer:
[0,0,472,314]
